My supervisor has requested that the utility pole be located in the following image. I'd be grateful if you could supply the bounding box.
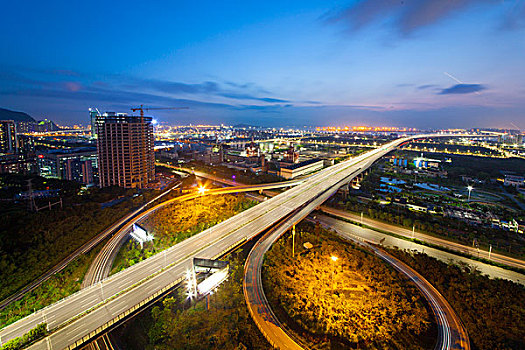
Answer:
[360,212,363,225]
[330,256,338,293]
[412,225,415,238]
[488,244,492,260]
[292,225,296,258]
[26,179,36,211]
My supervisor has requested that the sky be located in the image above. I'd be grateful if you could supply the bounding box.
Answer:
[1,0,524,129]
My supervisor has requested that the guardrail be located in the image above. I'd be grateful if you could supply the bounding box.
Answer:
[64,275,185,350]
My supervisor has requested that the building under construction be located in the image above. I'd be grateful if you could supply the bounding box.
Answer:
[95,112,154,189]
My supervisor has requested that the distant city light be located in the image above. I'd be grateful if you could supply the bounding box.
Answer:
[331,256,338,262]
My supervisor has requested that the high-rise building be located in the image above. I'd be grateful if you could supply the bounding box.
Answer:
[0,120,17,154]
[96,113,154,188]
[89,108,100,139]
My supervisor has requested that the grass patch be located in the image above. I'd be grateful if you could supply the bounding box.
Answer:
[111,194,257,274]
[263,222,436,349]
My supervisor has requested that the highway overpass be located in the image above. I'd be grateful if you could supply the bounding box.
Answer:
[82,179,306,288]
[243,196,470,350]
[0,134,468,349]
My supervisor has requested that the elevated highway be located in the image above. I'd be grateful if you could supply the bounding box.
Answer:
[82,179,305,288]
[243,196,470,350]
[0,184,181,311]
[0,134,464,349]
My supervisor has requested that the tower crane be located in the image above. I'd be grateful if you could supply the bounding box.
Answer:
[131,105,189,117]
[130,105,188,188]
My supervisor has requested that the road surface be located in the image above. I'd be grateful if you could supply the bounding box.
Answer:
[82,180,304,288]
[0,183,180,311]
[316,214,525,285]
[0,137,405,349]
[319,207,525,271]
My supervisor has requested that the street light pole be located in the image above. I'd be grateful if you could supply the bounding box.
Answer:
[467,185,473,202]
[292,225,296,258]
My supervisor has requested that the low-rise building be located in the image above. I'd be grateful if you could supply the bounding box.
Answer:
[37,147,98,185]
[503,174,524,187]
[0,154,36,174]
[278,158,324,179]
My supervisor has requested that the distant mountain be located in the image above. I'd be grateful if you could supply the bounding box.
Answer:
[35,119,61,131]
[0,108,36,122]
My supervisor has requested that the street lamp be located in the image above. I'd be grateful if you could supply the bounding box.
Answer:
[198,185,206,195]
[331,256,338,262]
[467,185,473,202]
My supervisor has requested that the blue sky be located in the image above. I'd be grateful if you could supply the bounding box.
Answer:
[1,0,524,128]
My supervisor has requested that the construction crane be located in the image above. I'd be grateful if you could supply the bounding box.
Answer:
[130,105,188,188]
[131,105,189,117]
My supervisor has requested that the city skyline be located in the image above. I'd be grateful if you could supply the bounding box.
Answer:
[1,1,525,128]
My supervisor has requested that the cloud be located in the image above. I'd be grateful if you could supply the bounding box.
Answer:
[327,0,493,35]
[501,1,525,30]
[115,77,288,104]
[417,84,438,90]
[0,66,292,108]
[214,91,288,103]
[130,79,220,94]
[64,82,82,92]
[438,83,486,95]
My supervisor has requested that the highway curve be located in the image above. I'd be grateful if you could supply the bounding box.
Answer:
[82,179,304,288]
[333,228,470,350]
[0,184,179,311]
[244,200,470,350]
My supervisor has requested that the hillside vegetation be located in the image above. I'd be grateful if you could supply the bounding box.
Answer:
[147,257,269,350]
[0,177,154,301]
[389,249,525,350]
